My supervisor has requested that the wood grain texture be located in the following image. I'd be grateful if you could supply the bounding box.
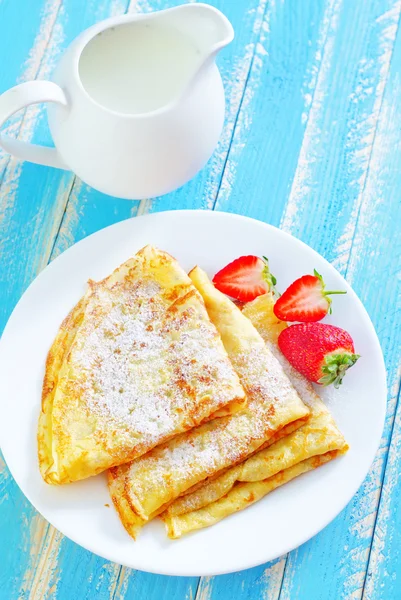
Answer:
[0,0,400,598]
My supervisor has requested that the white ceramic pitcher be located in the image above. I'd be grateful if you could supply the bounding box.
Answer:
[0,4,233,199]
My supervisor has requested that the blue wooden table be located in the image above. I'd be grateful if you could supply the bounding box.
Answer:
[0,0,400,598]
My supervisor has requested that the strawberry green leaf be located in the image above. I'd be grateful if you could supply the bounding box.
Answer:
[262,257,278,296]
[318,352,360,388]
[312,269,347,315]
[313,269,323,282]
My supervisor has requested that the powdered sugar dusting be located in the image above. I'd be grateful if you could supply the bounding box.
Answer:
[71,273,243,452]
[266,340,323,412]
[234,346,297,409]
[126,340,307,514]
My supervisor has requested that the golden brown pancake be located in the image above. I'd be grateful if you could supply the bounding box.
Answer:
[38,246,246,484]
[162,293,348,538]
[109,271,309,536]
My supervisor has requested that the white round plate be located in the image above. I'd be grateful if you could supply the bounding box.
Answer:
[0,210,386,576]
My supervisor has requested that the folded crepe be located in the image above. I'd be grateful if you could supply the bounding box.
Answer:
[38,247,247,484]
[108,269,309,537]
[162,294,349,538]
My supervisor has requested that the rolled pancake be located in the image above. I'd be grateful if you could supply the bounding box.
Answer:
[162,293,348,538]
[164,452,339,538]
[38,247,246,484]
[109,270,309,534]
[108,463,146,540]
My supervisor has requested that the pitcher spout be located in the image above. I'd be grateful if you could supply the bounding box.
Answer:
[165,3,234,63]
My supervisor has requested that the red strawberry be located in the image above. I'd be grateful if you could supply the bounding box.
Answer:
[278,322,360,388]
[213,255,276,302]
[274,270,346,322]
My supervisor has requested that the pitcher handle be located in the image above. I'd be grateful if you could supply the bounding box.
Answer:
[0,80,69,169]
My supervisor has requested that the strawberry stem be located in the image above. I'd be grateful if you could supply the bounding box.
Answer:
[312,269,347,314]
[318,352,360,388]
[262,256,278,296]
